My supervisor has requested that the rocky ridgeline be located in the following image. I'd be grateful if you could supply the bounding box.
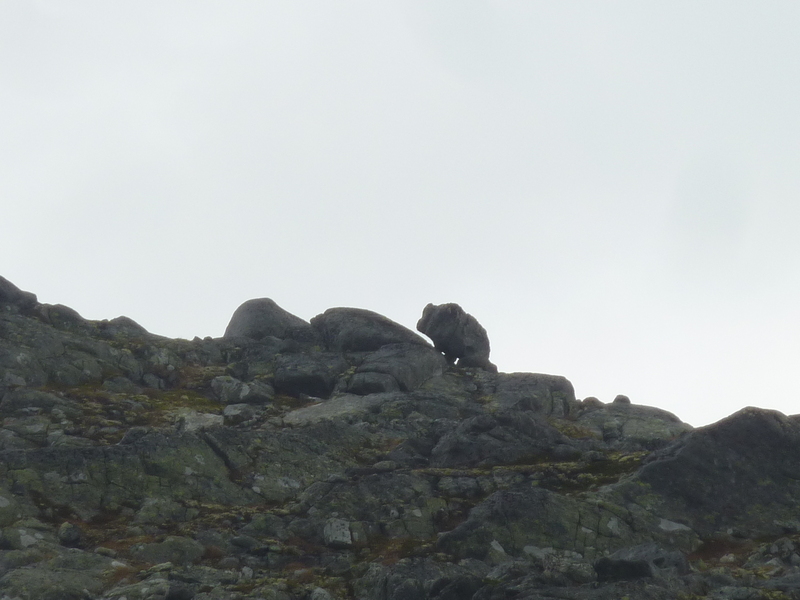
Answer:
[0,276,799,599]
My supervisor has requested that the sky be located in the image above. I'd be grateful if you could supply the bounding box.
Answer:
[3,2,800,427]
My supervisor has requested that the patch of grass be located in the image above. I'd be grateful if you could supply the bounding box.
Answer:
[363,536,436,566]
[271,393,312,413]
[416,451,646,495]
[550,419,601,440]
[177,364,228,390]
[102,562,139,588]
[178,501,268,533]
[688,537,755,564]
[45,384,222,444]
[141,389,221,415]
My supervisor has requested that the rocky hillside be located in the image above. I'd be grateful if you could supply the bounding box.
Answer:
[1,275,799,600]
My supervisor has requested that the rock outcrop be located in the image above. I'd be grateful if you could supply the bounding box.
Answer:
[0,275,37,310]
[0,275,797,600]
[616,407,800,538]
[416,302,496,372]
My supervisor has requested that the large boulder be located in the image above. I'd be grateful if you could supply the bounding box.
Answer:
[32,303,89,333]
[429,411,575,468]
[616,407,800,539]
[416,303,496,372]
[435,485,657,561]
[223,298,317,343]
[310,307,428,352]
[576,401,692,451]
[350,343,448,394]
[484,372,578,418]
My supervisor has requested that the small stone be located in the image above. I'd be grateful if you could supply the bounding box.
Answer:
[130,536,204,566]
[142,373,164,389]
[102,377,139,394]
[486,539,511,565]
[58,522,82,547]
[223,403,256,426]
[3,373,26,388]
[372,460,397,472]
[231,535,259,550]
[146,562,175,573]
[310,588,333,600]
[212,376,275,405]
[176,410,224,433]
[218,556,239,569]
[323,518,352,548]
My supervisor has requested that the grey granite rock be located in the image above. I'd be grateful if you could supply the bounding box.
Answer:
[311,307,428,352]
[352,343,447,393]
[0,276,37,310]
[416,302,496,371]
[224,297,317,343]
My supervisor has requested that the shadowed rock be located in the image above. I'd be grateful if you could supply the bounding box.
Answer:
[273,353,348,398]
[350,343,447,393]
[416,303,496,372]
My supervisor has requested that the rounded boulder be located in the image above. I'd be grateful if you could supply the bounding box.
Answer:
[224,298,316,343]
[310,307,428,352]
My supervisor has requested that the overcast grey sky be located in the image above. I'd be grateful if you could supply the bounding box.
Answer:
[3,2,800,427]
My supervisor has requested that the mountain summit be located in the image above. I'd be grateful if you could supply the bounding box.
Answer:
[0,275,796,600]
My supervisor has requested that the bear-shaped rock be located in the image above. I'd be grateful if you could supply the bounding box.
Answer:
[416,303,496,372]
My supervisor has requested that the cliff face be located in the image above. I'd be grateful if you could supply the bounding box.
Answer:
[0,275,798,600]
